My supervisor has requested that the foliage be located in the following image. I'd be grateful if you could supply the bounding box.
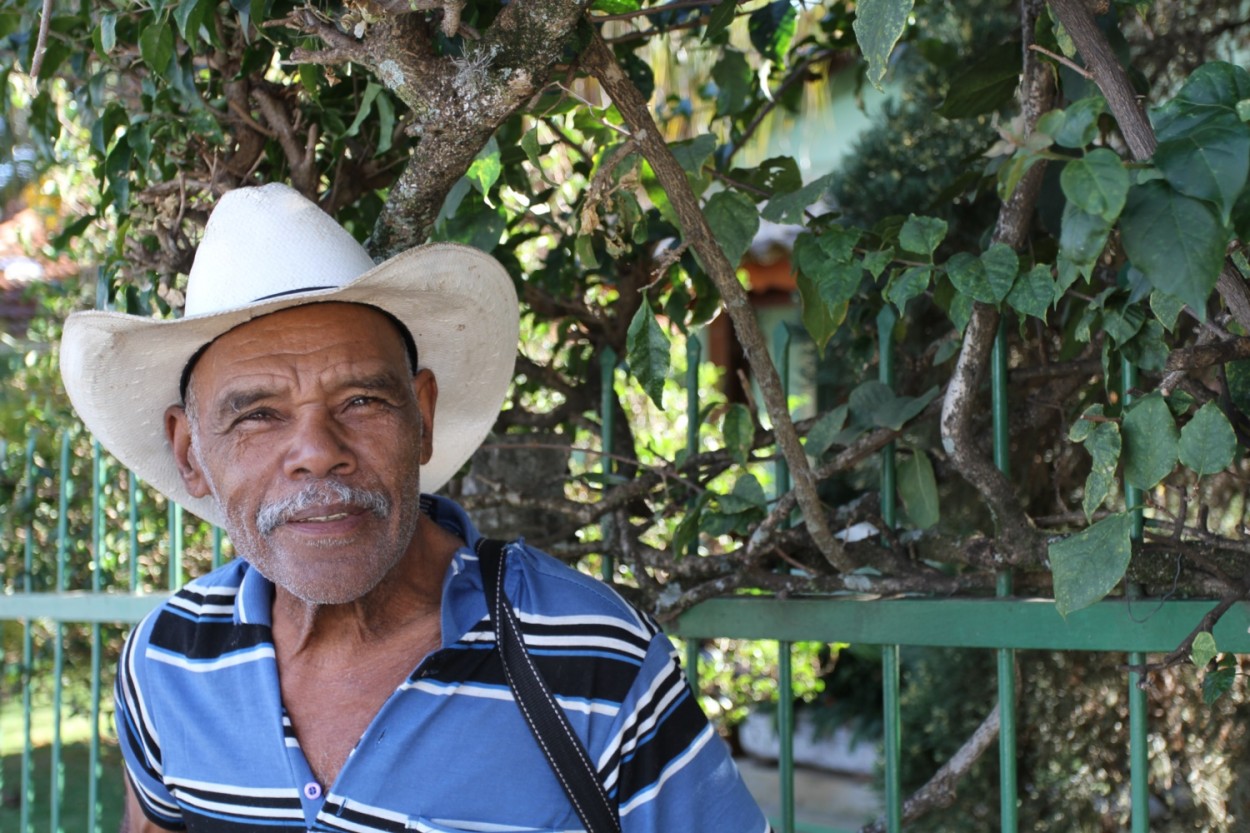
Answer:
[5,0,1250,822]
[895,648,1250,832]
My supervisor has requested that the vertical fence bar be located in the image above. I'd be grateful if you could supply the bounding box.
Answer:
[1121,358,1149,833]
[685,336,701,691]
[52,431,71,833]
[772,324,795,833]
[20,437,36,833]
[877,307,902,833]
[991,322,1018,832]
[169,503,184,590]
[129,471,141,590]
[777,642,795,833]
[882,644,902,833]
[89,442,105,833]
[599,347,616,581]
[213,526,225,570]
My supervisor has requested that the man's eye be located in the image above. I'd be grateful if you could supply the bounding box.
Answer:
[238,409,275,423]
[348,396,382,407]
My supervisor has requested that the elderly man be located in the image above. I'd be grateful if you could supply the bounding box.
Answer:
[61,184,769,832]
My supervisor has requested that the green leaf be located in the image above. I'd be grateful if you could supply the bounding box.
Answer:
[748,0,797,65]
[1191,631,1218,669]
[1061,148,1129,223]
[1154,118,1250,224]
[521,127,555,185]
[1068,404,1105,443]
[138,22,175,79]
[1006,264,1056,320]
[1101,300,1144,346]
[1121,180,1229,317]
[626,304,671,408]
[1058,202,1111,278]
[722,403,755,465]
[1121,320,1168,372]
[728,157,802,196]
[852,0,914,90]
[174,0,213,47]
[863,248,894,280]
[1150,290,1186,332]
[466,137,503,199]
[980,243,1019,303]
[671,135,718,176]
[804,405,849,460]
[899,214,947,260]
[793,228,862,350]
[98,12,117,54]
[762,173,833,225]
[731,473,767,508]
[1203,665,1237,705]
[375,91,395,155]
[703,0,737,42]
[704,190,760,269]
[938,40,1022,119]
[886,266,931,314]
[849,382,939,430]
[944,252,998,305]
[1121,393,1179,490]
[1179,402,1237,476]
[898,451,939,529]
[1049,513,1133,617]
[1048,96,1106,148]
[346,81,383,137]
[1081,421,1121,521]
[1155,62,1250,141]
[712,49,752,116]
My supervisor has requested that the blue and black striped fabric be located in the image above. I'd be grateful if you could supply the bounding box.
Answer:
[115,495,769,832]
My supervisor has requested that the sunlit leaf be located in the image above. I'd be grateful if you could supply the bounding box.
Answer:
[722,403,755,465]
[1191,631,1218,669]
[626,303,671,408]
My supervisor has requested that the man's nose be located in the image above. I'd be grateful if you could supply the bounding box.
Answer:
[284,410,356,478]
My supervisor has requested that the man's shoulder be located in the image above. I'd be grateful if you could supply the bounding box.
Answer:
[505,540,659,637]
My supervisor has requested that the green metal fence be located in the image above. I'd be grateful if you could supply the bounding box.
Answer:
[2,320,1245,833]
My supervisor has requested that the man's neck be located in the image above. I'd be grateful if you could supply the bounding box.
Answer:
[269,513,463,656]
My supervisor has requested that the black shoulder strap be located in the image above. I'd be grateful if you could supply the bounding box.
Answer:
[476,538,622,833]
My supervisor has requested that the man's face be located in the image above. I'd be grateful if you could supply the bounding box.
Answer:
[166,303,436,605]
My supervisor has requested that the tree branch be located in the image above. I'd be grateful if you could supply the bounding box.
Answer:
[583,29,853,573]
[1046,0,1156,161]
[858,705,1002,833]
[940,0,1052,568]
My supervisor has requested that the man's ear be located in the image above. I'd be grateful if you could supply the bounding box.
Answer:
[412,369,438,465]
[165,405,211,498]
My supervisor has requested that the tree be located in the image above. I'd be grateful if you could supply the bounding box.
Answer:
[5,0,1250,823]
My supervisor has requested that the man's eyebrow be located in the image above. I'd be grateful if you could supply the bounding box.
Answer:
[340,372,408,393]
[214,388,278,420]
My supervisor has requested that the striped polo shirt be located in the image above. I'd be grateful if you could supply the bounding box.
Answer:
[115,495,770,832]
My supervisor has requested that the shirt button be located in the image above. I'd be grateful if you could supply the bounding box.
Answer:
[304,781,322,800]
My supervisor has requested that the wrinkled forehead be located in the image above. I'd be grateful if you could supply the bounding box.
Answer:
[180,302,418,402]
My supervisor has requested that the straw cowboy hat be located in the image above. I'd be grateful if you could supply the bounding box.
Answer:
[60,183,519,527]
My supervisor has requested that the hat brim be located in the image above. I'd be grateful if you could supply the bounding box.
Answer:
[60,242,518,528]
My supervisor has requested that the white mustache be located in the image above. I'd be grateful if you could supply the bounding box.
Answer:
[256,480,391,536]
